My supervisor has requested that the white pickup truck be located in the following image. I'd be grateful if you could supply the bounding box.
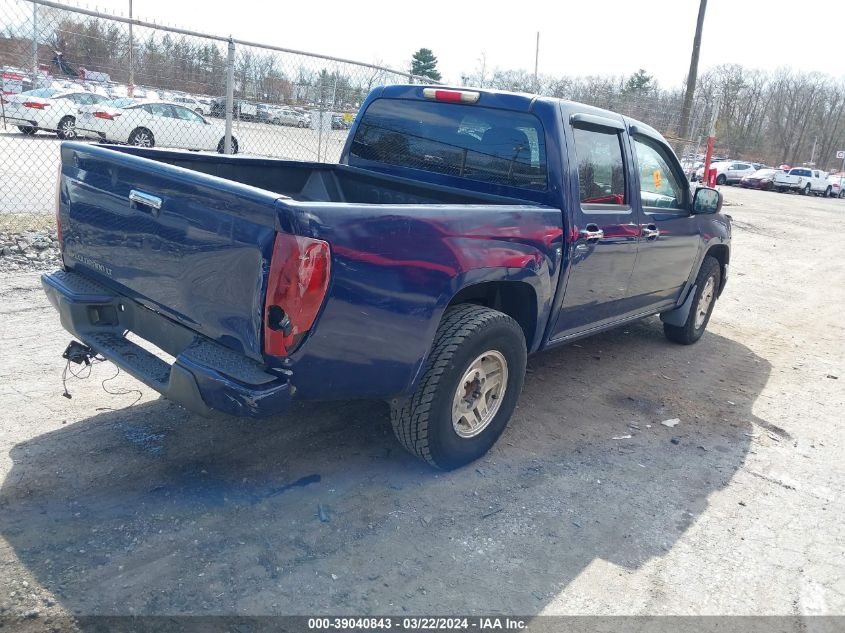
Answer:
[774,167,831,195]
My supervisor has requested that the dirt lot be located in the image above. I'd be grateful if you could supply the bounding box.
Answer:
[0,186,843,626]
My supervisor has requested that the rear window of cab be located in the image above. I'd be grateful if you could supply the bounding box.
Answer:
[349,98,548,191]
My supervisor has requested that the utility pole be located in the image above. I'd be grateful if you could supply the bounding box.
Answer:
[128,0,134,97]
[679,0,707,140]
[533,32,540,92]
[809,136,817,166]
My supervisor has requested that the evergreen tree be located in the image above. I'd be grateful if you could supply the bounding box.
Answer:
[410,48,442,81]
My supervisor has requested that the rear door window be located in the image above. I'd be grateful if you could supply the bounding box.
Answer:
[572,127,627,205]
[349,98,548,191]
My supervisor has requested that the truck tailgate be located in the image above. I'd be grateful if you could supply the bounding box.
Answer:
[59,143,282,361]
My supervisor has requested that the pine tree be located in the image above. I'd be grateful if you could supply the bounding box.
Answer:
[410,48,442,81]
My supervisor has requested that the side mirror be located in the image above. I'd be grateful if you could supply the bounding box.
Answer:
[692,186,723,214]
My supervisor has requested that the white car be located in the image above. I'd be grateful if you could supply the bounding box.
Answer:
[694,160,756,185]
[1,87,105,138]
[826,174,845,198]
[266,105,309,127]
[170,95,209,116]
[76,99,239,153]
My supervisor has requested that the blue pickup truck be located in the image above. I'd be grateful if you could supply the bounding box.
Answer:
[43,85,731,469]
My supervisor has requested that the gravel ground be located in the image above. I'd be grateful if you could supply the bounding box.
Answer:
[0,186,842,628]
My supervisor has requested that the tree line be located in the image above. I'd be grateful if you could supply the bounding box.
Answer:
[1,10,400,109]
[4,8,845,168]
[460,62,845,170]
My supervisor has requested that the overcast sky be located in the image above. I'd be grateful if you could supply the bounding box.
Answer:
[48,0,845,86]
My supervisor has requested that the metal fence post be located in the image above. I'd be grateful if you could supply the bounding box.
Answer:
[32,2,38,84]
[224,37,234,154]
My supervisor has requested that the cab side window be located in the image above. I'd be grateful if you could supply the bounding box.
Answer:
[632,136,685,210]
[572,127,626,205]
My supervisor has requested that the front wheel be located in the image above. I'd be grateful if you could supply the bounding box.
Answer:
[716,174,726,186]
[390,305,527,470]
[664,256,721,345]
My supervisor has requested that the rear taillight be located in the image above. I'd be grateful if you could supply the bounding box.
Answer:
[264,233,331,357]
[422,88,480,104]
[22,101,48,109]
[93,111,120,120]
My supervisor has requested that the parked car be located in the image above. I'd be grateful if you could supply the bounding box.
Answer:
[273,106,310,127]
[170,95,209,116]
[695,160,756,185]
[739,168,781,191]
[210,97,258,120]
[44,85,729,469]
[773,167,830,195]
[291,109,311,128]
[681,159,703,181]
[331,113,350,129]
[1,87,105,138]
[75,99,239,153]
[256,104,301,126]
[826,174,845,198]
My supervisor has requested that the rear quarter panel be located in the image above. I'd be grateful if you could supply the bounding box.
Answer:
[280,200,564,400]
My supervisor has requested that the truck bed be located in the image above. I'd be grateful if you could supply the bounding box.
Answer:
[111,145,531,206]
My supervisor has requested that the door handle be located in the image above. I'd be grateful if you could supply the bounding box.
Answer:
[129,189,162,211]
[579,224,604,244]
[641,224,660,240]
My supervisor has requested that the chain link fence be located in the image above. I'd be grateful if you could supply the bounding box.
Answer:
[1,0,709,244]
[0,0,429,236]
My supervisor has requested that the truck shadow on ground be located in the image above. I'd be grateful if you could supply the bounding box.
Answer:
[0,317,773,617]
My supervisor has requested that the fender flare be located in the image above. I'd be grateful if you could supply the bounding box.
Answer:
[660,284,697,327]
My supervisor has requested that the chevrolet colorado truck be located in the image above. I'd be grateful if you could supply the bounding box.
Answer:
[42,85,731,469]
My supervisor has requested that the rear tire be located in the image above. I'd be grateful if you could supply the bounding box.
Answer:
[390,304,527,470]
[825,186,832,198]
[803,183,811,195]
[664,256,721,345]
[17,126,36,135]
[216,137,239,154]
[128,128,154,148]
[56,115,76,140]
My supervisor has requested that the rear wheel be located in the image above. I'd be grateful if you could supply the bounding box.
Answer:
[216,137,239,154]
[390,305,527,470]
[825,186,832,198]
[664,256,721,345]
[802,183,811,195]
[56,115,76,140]
[128,128,154,148]
[17,126,36,135]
